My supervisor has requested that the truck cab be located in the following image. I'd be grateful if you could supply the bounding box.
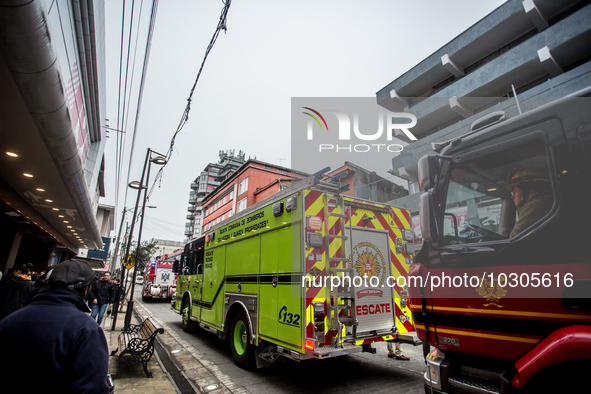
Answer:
[412,91,591,393]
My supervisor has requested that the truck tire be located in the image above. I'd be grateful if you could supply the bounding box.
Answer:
[181,298,193,333]
[229,310,256,369]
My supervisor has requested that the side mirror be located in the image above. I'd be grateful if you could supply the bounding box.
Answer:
[418,155,439,190]
[172,260,179,274]
[420,191,438,242]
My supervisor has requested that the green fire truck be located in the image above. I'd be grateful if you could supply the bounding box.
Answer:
[173,172,417,368]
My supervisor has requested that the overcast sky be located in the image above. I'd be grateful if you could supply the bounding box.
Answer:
[101,0,506,244]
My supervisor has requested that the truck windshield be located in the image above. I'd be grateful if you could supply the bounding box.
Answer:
[442,141,553,245]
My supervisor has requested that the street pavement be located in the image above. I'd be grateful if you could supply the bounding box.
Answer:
[108,290,425,394]
[103,300,235,394]
[103,289,426,393]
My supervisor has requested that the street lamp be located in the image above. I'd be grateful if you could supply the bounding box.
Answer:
[110,205,156,330]
[112,205,157,281]
[123,148,167,329]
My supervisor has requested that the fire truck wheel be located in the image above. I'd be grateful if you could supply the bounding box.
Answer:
[230,310,255,369]
[181,299,193,333]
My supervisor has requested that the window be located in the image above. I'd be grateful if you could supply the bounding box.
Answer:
[228,209,233,218]
[442,141,553,245]
[237,198,247,213]
[230,190,234,200]
[223,196,227,204]
[238,177,249,195]
[195,218,200,225]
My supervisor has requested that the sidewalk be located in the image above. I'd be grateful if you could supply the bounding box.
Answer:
[103,302,237,394]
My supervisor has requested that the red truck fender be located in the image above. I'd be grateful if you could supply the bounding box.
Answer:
[512,325,591,388]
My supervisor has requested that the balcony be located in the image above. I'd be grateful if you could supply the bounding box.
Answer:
[187,205,196,212]
[186,213,195,220]
[189,197,197,204]
[184,229,192,236]
[190,182,198,190]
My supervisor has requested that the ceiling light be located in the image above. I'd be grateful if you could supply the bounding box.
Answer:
[58,215,64,218]
[52,208,59,211]
[73,233,78,235]
[46,199,53,203]
[70,229,75,232]
[63,220,69,223]
[36,188,45,192]
[6,152,18,157]
[67,226,72,228]
[23,173,33,178]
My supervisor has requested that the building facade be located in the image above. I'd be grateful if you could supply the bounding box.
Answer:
[0,0,109,273]
[200,160,307,234]
[185,150,247,242]
[325,162,408,203]
[376,0,591,217]
[153,239,185,259]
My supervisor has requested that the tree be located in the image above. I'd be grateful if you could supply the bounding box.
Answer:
[129,238,158,274]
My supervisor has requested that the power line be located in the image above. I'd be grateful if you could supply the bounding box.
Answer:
[124,0,159,205]
[148,0,233,199]
[114,0,127,213]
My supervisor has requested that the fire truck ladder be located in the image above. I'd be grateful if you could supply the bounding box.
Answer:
[325,194,356,346]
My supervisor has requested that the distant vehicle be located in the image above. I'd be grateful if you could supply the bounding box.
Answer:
[142,252,180,302]
[135,275,143,285]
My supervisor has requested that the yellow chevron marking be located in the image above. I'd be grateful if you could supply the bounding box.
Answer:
[394,298,413,334]
[306,199,324,220]
[391,209,411,229]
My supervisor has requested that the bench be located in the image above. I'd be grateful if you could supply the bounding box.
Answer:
[110,318,164,378]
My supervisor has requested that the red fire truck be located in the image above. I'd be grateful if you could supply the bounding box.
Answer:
[413,90,591,393]
[142,251,181,302]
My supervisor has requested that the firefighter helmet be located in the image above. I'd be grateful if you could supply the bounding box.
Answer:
[505,168,550,190]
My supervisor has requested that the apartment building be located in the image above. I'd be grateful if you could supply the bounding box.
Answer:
[201,160,307,233]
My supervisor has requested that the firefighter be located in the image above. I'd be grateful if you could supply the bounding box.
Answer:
[506,168,553,238]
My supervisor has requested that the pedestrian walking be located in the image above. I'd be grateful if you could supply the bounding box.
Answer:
[89,271,116,325]
[107,277,122,316]
[0,262,35,321]
[0,259,112,393]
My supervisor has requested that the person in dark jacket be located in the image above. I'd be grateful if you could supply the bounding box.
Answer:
[0,262,35,320]
[0,259,111,393]
[89,271,116,325]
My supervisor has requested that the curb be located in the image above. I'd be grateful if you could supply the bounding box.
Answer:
[133,302,250,394]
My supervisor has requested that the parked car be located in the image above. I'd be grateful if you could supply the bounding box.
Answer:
[135,275,144,285]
